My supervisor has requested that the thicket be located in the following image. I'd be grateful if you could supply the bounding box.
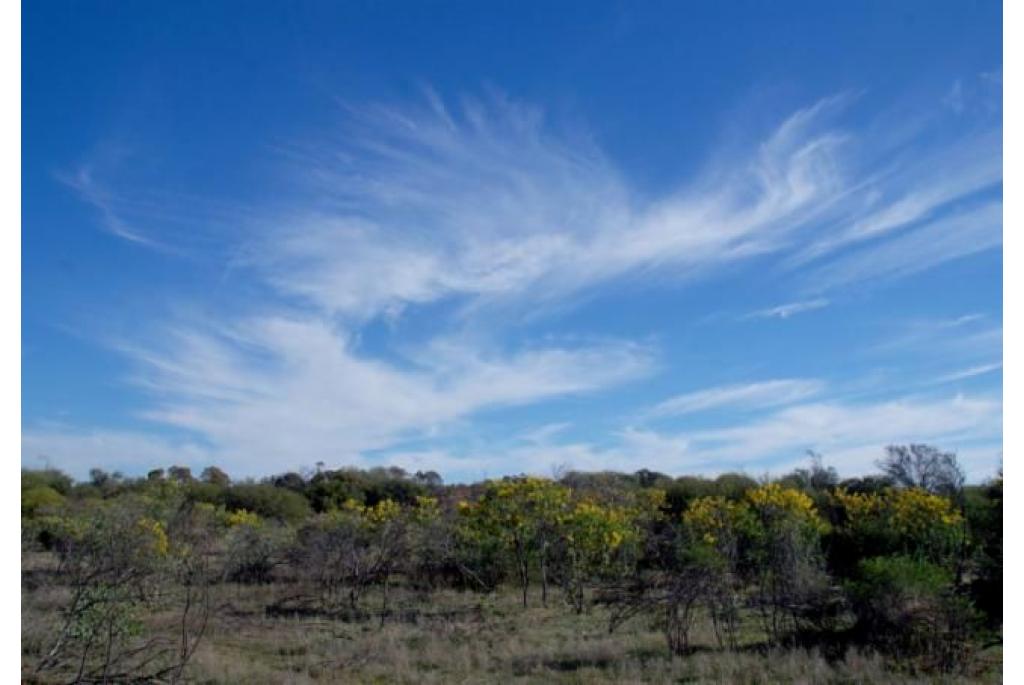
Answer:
[21,445,1001,681]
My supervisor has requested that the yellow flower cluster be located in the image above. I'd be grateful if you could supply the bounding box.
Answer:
[136,517,169,557]
[323,498,404,527]
[363,499,402,524]
[682,496,748,546]
[746,484,828,534]
[835,487,962,538]
[832,489,883,521]
[891,488,962,533]
[225,508,261,528]
[410,495,440,523]
[567,501,633,549]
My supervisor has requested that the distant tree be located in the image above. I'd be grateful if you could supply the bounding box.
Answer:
[877,444,965,498]
[307,470,367,512]
[23,468,74,497]
[271,471,307,493]
[414,470,443,488]
[363,477,426,507]
[782,451,839,492]
[836,475,893,496]
[146,468,165,482]
[168,466,194,484]
[89,468,111,488]
[713,473,758,500]
[634,469,670,489]
[200,466,231,487]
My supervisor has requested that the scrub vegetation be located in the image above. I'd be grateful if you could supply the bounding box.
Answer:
[22,444,1001,683]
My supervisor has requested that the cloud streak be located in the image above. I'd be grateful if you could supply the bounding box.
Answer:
[648,379,824,418]
[745,299,829,320]
[806,200,1002,292]
[367,391,1001,482]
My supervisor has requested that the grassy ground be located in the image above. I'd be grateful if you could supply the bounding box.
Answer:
[23,565,1001,683]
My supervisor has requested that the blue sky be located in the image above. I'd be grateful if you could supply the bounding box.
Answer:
[23,1,1002,482]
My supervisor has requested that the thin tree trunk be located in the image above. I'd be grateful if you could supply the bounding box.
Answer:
[541,540,548,608]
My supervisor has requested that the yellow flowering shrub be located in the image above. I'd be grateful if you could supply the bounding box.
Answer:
[136,517,169,557]
[565,500,635,550]
[833,487,963,560]
[888,488,963,535]
[682,496,751,546]
[364,499,402,524]
[747,484,829,534]
[225,508,262,528]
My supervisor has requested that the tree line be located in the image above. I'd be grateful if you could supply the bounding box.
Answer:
[21,444,1001,681]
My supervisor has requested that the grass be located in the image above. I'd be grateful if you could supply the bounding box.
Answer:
[23,569,1001,684]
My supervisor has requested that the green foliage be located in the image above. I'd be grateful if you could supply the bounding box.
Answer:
[225,518,293,584]
[22,468,74,496]
[223,483,311,523]
[854,555,952,598]
[849,555,979,672]
[67,584,144,644]
[964,475,1002,627]
[663,476,717,517]
[713,473,759,500]
[22,485,65,517]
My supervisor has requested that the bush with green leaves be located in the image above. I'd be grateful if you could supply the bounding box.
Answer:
[223,483,311,524]
[848,555,980,672]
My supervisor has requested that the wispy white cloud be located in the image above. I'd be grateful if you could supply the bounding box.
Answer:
[88,315,653,477]
[806,200,1002,291]
[235,92,862,322]
[943,79,965,114]
[744,298,829,320]
[41,89,1002,479]
[66,90,1001,316]
[872,313,990,351]
[648,379,824,418]
[58,166,168,249]
[932,362,1002,385]
[788,128,1001,268]
[684,393,1000,467]
[370,391,1001,482]
[517,422,572,445]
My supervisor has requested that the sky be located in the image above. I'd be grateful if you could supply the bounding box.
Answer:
[22,1,1003,483]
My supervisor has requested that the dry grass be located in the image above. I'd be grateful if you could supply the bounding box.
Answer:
[23,576,1001,684]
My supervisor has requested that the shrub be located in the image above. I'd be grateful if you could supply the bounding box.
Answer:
[22,485,65,517]
[223,483,311,523]
[849,555,979,672]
